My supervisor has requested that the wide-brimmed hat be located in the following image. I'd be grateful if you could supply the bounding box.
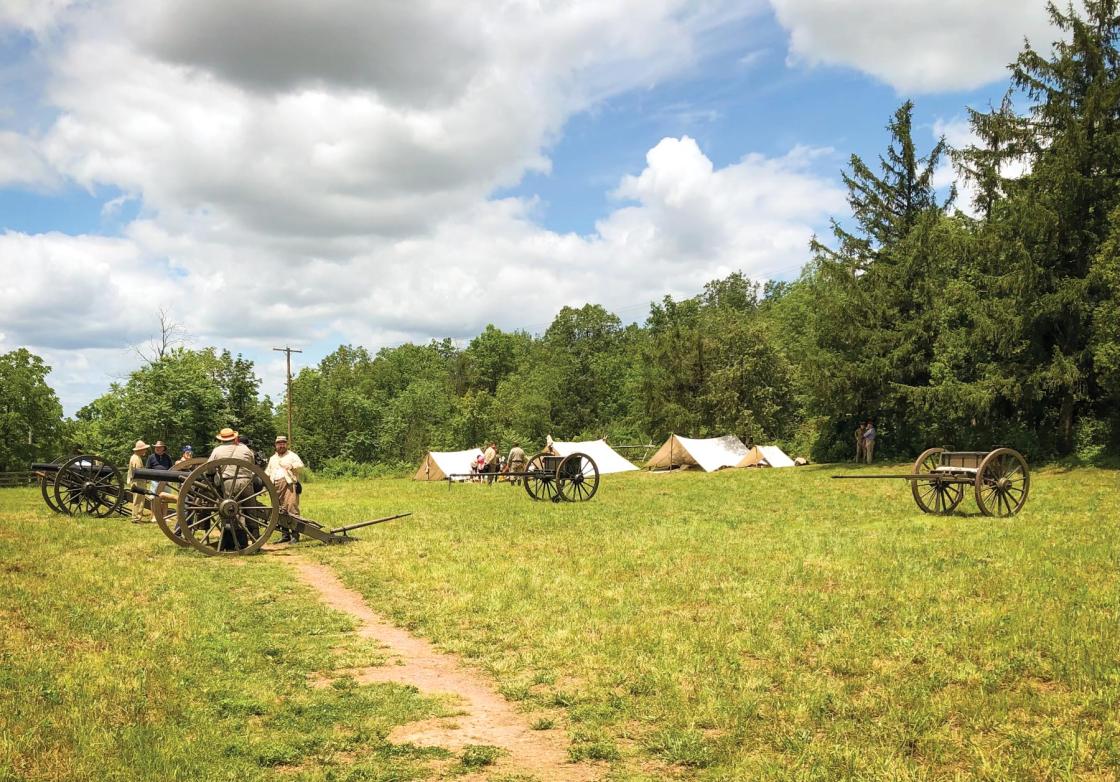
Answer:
[154,440,166,448]
[216,427,238,442]
[133,440,149,451]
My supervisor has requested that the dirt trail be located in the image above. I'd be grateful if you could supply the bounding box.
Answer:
[290,558,599,782]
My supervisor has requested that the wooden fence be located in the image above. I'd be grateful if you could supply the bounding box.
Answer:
[0,471,36,488]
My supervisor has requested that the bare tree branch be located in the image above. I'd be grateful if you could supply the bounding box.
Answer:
[132,307,190,365]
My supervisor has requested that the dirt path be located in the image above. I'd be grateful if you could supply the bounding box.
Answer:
[290,558,599,782]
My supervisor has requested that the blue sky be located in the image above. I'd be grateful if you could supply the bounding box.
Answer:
[0,0,1054,414]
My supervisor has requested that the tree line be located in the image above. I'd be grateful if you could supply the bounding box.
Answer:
[6,1,1118,472]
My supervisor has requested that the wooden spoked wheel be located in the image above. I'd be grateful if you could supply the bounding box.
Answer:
[176,458,279,556]
[557,453,600,502]
[152,457,206,547]
[38,457,66,514]
[53,454,124,518]
[910,447,964,515]
[974,448,1030,517]
[523,452,560,502]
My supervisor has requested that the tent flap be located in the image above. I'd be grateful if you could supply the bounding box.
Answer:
[646,434,748,472]
[413,448,483,481]
[549,439,638,474]
[738,445,796,468]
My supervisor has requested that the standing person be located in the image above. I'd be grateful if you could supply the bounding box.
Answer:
[505,442,527,485]
[483,441,499,485]
[173,444,194,469]
[268,435,305,543]
[854,422,866,462]
[863,419,877,463]
[127,440,150,524]
[146,441,172,470]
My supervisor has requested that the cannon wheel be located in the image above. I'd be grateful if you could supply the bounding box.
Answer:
[38,457,67,514]
[177,458,279,556]
[974,448,1029,517]
[557,453,600,502]
[53,454,124,518]
[523,452,560,503]
[910,447,964,515]
[152,457,206,547]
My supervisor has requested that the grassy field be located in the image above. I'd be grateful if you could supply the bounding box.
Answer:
[2,462,1119,781]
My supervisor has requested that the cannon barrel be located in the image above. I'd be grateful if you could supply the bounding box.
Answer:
[32,461,116,478]
[132,467,191,484]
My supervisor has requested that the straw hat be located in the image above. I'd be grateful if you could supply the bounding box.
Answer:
[133,440,149,451]
[216,427,238,442]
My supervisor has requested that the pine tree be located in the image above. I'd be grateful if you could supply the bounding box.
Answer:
[964,0,1120,453]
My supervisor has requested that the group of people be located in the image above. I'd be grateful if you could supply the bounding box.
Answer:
[468,441,529,484]
[124,428,306,544]
[854,419,877,463]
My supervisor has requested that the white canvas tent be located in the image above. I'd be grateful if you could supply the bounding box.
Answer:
[413,448,483,481]
[645,434,748,472]
[549,439,638,474]
[738,445,796,468]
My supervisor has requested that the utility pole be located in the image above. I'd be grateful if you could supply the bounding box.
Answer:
[273,346,302,445]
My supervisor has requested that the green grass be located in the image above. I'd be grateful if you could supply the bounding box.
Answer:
[0,489,453,782]
[2,462,1119,781]
[301,463,1120,781]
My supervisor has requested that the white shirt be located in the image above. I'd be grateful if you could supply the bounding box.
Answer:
[267,451,304,483]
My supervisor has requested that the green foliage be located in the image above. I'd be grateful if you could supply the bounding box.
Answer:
[0,348,64,470]
[71,348,273,463]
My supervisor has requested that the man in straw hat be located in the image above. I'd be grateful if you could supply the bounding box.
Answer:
[127,440,150,523]
[207,427,258,549]
[207,427,255,478]
[267,435,304,543]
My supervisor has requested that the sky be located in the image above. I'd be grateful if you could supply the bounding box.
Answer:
[0,0,1057,415]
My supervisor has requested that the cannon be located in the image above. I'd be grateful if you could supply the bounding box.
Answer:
[133,458,408,556]
[32,454,129,518]
[445,451,600,502]
[832,447,1030,517]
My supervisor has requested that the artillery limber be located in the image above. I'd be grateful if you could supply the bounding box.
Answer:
[32,454,129,518]
[133,458,407,556]
[446,451,600,502]
[833,447,1030,517]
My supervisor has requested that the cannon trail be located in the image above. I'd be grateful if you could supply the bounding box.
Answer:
[290,558,599,781]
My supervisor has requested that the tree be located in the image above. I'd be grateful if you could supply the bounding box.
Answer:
[133,307,189,365]
[964,0,1120,453]
[0,349,64,470]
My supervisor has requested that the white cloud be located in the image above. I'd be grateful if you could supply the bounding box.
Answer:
[0,131,59,189]
[1,137,844,413]
[0,0,82,37]
[769,0,1055,93]
[1,0,853,414]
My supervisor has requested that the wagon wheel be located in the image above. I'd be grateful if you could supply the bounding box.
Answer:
[152,457,206,547]
[38,457,67,514]
[53,454,125,518]
[910,447,964,514]
[974,448,1029,517]
[557,453,600,502]
[523,452,559,502]
[176,458,279,556]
